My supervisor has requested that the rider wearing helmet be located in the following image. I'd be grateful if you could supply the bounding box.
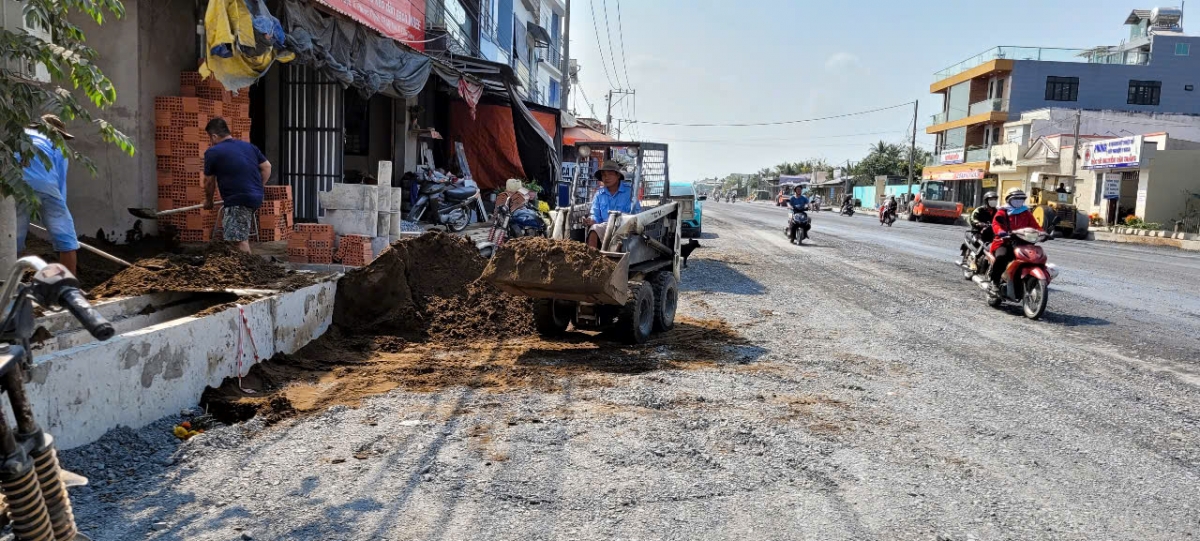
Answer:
[988,188,1043,292]
[970,191,999,235]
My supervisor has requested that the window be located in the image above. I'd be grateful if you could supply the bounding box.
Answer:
[992,126,1001,145]
[548,79,561,106]
[1128,80,1161,105]
[343,90,370,156]
[1045,76,1079,101]
[1177,43,1191,56]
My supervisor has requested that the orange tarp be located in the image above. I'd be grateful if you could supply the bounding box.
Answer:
[447,101,558,191]
[564,126,614,146]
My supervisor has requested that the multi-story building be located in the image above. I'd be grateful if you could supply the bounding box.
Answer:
[478,0,567,108]
[924,7,1200,206]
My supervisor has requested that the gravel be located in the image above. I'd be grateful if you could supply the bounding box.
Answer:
[48,201,1200,540]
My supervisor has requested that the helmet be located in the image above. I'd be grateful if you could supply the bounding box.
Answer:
[1005,188,1027,202]
[984,191,998,200]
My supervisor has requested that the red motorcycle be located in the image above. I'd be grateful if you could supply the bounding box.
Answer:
[972,227,1059,319]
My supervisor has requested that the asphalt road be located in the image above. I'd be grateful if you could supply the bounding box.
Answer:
[62,202,1200,541]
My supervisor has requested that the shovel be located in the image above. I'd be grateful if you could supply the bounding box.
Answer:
[27,223,138,269]
[128,201,223,220]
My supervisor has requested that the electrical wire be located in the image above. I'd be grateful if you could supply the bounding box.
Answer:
[588,0,618,88]
[578,84,599,118]
[599,0,623,90]
[634,130,909,144]
[614,0,633,89]
[621,101,914,127]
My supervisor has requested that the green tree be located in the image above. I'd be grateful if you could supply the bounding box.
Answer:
[1,0,134,210]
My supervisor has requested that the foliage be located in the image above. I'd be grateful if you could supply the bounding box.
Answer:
[1,0,133,211]
[848,141,931,186]
[1088,212,1104,226]
[1121,215,1161,230]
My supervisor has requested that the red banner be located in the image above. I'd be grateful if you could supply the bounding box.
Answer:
[317,0,426,51]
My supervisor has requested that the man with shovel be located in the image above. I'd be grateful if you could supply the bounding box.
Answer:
[202,117,271,254]
[16,115,80,274]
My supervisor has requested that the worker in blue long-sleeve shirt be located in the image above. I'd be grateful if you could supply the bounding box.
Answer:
[584,161,641,248]
[16,115,80,275]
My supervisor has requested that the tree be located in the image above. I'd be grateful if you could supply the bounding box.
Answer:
[1,0,134,211]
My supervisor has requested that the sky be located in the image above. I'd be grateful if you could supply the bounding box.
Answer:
[568,0,1167,180]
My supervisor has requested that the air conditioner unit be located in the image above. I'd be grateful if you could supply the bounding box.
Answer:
[1,0,52,83]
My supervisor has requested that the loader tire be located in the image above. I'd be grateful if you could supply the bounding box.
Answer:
[618,281,655,345]
[534,299,574,336]
[649,272,678,332]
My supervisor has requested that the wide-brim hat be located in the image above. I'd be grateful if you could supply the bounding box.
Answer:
[593,161,625,182]
[35,114,74,140]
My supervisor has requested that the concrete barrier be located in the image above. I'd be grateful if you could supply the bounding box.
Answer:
[25,279,337,449]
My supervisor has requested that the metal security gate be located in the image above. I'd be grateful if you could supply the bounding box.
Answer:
[280,64,343,220]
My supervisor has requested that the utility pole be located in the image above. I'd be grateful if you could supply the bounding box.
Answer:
[1069,108,1082,179]
[605,89,635,136]
[559,0,571,112]
[906,100,918,198]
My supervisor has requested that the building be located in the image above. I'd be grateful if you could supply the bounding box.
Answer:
[924,7,1200,208]
[478,0,567,108]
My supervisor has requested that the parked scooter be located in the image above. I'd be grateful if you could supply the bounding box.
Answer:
[969,227,1058,319]
[408,167,488,232]
[784,205,811,245]
[487,181,548,247]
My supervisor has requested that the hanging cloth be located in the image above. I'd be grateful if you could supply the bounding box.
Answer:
[200,0,295,91]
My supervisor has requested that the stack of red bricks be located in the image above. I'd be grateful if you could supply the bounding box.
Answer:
[256,186,294,242]
[336,235,374,267]
[288,224,335,264]
[155,71,257,243]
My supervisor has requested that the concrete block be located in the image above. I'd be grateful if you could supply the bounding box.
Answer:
[389,211,402,236]
[392,187,404,212]
[378,212,392,238]
[320,209,378,237]
[319,183,378,211]
[377,185,392,213]
[371,236,391,258]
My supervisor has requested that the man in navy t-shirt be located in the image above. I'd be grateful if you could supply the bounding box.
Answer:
[203,117,271,253]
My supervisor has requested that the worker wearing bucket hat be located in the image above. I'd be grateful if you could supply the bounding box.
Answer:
[17,114,80,274]
[583,160,641,248]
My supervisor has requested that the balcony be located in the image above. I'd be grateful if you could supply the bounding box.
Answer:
[931,111,948,125]
[965,147,991,163]
[934,46,1091,82]
[969,98,1008,116]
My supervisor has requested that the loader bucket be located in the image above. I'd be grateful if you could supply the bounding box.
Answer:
[485,251,630,305]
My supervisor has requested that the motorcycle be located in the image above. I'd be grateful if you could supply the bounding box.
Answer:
[970,227,1058,319]
[487,188,548,247]
[840,203,855,217]
[408,168,487,233]
[956,228,989,280]
[879,205,897,226]
[783,206,811,245]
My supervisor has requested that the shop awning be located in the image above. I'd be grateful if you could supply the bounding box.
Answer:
[527,22,552,46]
[564,126,615,146]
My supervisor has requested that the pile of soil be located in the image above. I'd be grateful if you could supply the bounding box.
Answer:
[425,280,535,341]
[334,232,532,339]
[90,243,288,298]
[23,235,173,291]
[481,237,618,294]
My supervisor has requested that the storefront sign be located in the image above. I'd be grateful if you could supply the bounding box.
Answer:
[1102,172,1121,200]
[1082,135,1143,170]
[924,169,985,181]
[318,0,426,50]
[941,149,965,165]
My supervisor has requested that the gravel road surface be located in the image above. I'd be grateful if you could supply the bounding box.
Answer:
[60,201,1200,540]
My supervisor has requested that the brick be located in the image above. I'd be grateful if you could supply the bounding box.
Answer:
[264,185,292,201]
[306,239,332,250]
[259,214,289,230]
[287,255,310,264]
[178,229,205,243]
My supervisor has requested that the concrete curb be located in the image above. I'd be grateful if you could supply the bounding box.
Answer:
[1091,230,1200,251]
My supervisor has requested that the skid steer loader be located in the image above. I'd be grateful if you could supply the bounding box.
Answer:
[486,142,682,344]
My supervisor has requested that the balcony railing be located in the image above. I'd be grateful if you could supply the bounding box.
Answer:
[969,98,1009,116]
[934,46,1091,82]
[931,111,948,126]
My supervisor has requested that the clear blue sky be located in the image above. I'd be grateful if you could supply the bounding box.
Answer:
[569,0,1165,180]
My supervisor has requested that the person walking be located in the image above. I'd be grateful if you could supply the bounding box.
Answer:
[202,117,271,254]
[16,115,80,274]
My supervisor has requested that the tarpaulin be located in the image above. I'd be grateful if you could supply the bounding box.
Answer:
[564,126,615,146]
[508,84,561,196]
[281,0,431,98]
[201,0,295,91]
[446,102,559,192]
[314,0,426,51]
[457,78,484,119]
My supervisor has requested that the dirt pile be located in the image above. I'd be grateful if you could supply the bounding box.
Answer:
[481,237,618,295]
[333,232,533,339]
[90,243,288,298]
[23,235,174,291]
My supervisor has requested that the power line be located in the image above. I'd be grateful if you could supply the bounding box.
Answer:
[623,101,914,127]
[578,84,599,118]
[588,0,617,88]
[614,0,633,89]
[635,130,909,144]
[599,0,624,90]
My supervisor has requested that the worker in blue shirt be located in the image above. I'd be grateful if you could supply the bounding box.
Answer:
[788,190,810,211]
[584,161,641,248]
[16,115,80,274]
